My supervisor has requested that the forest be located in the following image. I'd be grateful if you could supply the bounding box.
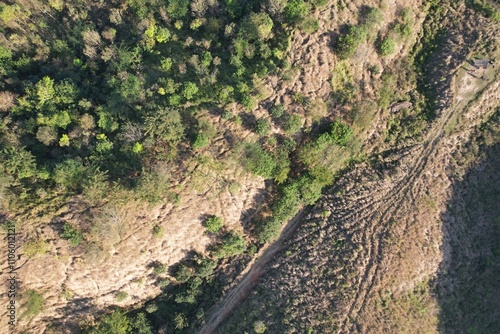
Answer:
[2,0,499,333]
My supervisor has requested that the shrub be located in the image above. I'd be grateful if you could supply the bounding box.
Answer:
[282,114,302,134]
[335,25,367,59]
[378,37,396,56]
[192,132,209,149]
[254,320,267,333]
[21,290,43,318]
[212,233,247,258]
[255,118,271,136]
[23,239,48,257]
[89,310,131,334]
[152,263,167,275]
[300,18,319,33]
[115,291,128,301]
[284,0,310,23]
[242,143,276,178]
[269,103,285,118]
[152,225,164,238]
[205,216,223,233]
[174,264,193,283]
[60,222,84,246]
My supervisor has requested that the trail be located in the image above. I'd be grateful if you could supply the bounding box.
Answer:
[197,208,308,334]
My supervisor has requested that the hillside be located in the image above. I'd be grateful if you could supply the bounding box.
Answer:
[0,0,498,333]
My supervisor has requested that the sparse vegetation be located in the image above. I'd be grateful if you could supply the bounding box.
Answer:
[60,222,84,246]
[21,290,44,319]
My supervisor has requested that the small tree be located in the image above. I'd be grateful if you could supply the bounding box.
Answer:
[253,320,267,333]
[378,37,396,56]
[205,216,223,233]
[255,118,271,136]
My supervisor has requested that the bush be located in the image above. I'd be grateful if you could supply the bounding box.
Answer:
[21,290,43,318]
[255,118,271,136]
[335,25,367,59]
[254,320,267,333]
[205,216,223,233]
[378,37,396,56]
[212,233,247,258]
[60,222,84,246]
[152,225,164,238]
[192,132,209,149]
[269,104,285,118]
[115,291,128,301]
[282,114,302,134]
[284,0,310,23]
[242,143,276,178]
[174,264,193,283]
[89,310,131,334]
[363,7,383,27]
[152,263,167,275]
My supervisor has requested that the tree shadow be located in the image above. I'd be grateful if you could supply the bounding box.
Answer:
[436,140,500,333]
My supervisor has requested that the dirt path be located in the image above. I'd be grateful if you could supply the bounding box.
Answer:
[197,208,309,334]
[197,54,500,334]
[337,63,500,333]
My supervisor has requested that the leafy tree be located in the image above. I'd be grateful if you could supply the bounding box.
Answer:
[182,82,199,100]
[282,114,302,134]
[132,313,153,334]
[284,0,310,23]
[242,143,276,178]
[212,233,247,258]
[255,118,271,136]
[166,0,190,19]
[89,310,131,334]
[60,223,84,246]
[378,37,396,56]
[205,216,223,233]
[195,257,217,277]
[144,108,184,145]
[241,12,274,40]
[174,264,193,283]
[1,147,37,180]
[253,320,267,333]
[35,76,55,107]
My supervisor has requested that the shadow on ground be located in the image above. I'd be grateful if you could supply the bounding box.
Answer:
[437,138,500,333]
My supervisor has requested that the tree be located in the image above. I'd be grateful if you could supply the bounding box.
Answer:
[144,108,184,145]
[132,313,153,334]
[205,216,223,233]
[212,233,247,258]
[255,118,271,136]
[182,82,199,100]
[282,114,302,134]
[35,76,55,107]
[242,143,276,178]
[240,12,274,40]
[89,310,131,334]
[378,37,396,56]
[284,0,310,23]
